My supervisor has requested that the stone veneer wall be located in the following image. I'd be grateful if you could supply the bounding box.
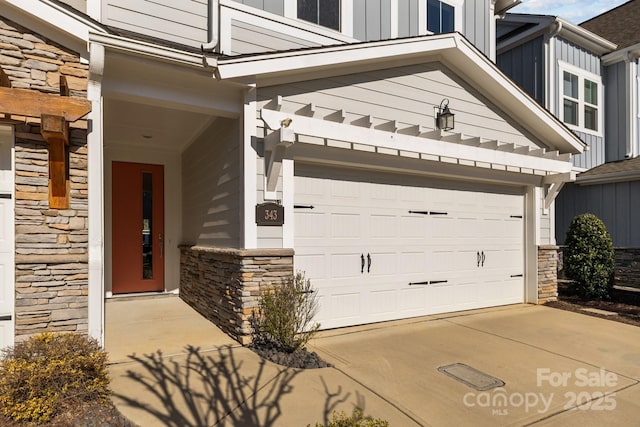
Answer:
[1,17,89,338]
[538,245,558,303]
[180,246,294,345]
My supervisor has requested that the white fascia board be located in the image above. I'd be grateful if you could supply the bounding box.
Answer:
[89,32,212,69]
[577,169,640,185]
[602,42,640,66]
[3,0,106,41]
[495,0,522,16]
[262,109,573,174]
[555,18,617,55]
[216,35,456,79]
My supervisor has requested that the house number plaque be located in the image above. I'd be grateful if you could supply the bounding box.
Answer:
[256,202,284,226]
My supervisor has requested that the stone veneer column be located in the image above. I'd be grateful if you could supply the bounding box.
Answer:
[537,245,558,303]
[179,246,294,345]
[1,16,90,338]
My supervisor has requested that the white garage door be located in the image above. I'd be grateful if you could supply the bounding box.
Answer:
[294,166,524,329]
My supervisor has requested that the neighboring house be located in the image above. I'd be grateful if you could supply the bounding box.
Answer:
[0,0,585,349]
[497,2,640,287]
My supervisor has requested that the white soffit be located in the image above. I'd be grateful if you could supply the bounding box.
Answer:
[217,33,585,155]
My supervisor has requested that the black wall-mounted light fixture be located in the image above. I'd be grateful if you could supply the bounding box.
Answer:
[436,98,455,131]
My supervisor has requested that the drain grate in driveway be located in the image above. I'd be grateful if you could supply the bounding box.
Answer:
[438,363,505,391]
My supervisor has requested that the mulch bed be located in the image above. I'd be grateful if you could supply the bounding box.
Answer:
[249,340,332,369]
[545,282,640,327]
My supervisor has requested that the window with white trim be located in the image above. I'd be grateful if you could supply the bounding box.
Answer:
[297,0,340,31]
[427,0,455,33]
[560,63,602,134]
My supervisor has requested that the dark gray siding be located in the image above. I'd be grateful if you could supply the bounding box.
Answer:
[497,36,545,106]
[233,0,284,16]
[398,0,419,38]
[354,0,392,41]
[604,61,629,162]
[556,181,640,246]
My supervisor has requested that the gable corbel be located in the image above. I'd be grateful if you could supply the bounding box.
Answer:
[542,171,577,210]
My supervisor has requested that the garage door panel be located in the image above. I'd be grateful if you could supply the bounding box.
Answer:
[367,252,398,276]
[330,213,361,238]
[368,290,397,316]
[294,167,524,329]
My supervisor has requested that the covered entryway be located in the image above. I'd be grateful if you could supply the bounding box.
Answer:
[294,164,524,329]
[0,126,14,349]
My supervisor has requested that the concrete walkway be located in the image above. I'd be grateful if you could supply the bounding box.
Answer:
[106,296,640,426]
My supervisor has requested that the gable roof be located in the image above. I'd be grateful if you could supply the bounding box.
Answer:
[581,0,640,50]
[215,32,586,155]
[577,156,640,184]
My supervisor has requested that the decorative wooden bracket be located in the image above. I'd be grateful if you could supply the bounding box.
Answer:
[41,114,69,209]
[0,67,91,209]
[542,171,577,210]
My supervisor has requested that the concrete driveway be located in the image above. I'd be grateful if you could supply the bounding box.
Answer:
[107,297,640,426]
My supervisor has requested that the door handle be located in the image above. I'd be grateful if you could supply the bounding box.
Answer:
[477,251,480,267]
[481,251,485,267]
[367,253,371,273]
[361,254,365,274]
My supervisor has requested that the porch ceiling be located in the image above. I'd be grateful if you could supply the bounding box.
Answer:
[103,98,214,151]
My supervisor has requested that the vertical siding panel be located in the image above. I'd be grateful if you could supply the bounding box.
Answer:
[263,0,284,15]
[381,0,391,39]
[366,0,382,41]
[497,36,545,105]
[354,0,367,40]
[630,182,640,246]
[398,0,410,37]
[409,0,419,35]
[615,182,630,246]
[557,181,640,247]
[242,0,263,9]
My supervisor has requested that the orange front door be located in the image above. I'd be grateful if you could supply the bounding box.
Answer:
[112,162,164,294]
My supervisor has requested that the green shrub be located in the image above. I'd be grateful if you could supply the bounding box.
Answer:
[310,408,390,427]
[0,333,110,424]
[252,271,320,353]
[564,213,615,299]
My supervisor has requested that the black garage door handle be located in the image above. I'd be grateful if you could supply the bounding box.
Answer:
[367,253,371,273]
[361,254,365,273]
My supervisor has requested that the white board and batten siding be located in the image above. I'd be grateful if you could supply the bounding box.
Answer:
[294,165,525,329]
[258,63,546,149]
[0,126,14,350]
[102,0,208,48]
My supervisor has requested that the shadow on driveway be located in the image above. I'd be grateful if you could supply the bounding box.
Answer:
[111,345,371,427]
